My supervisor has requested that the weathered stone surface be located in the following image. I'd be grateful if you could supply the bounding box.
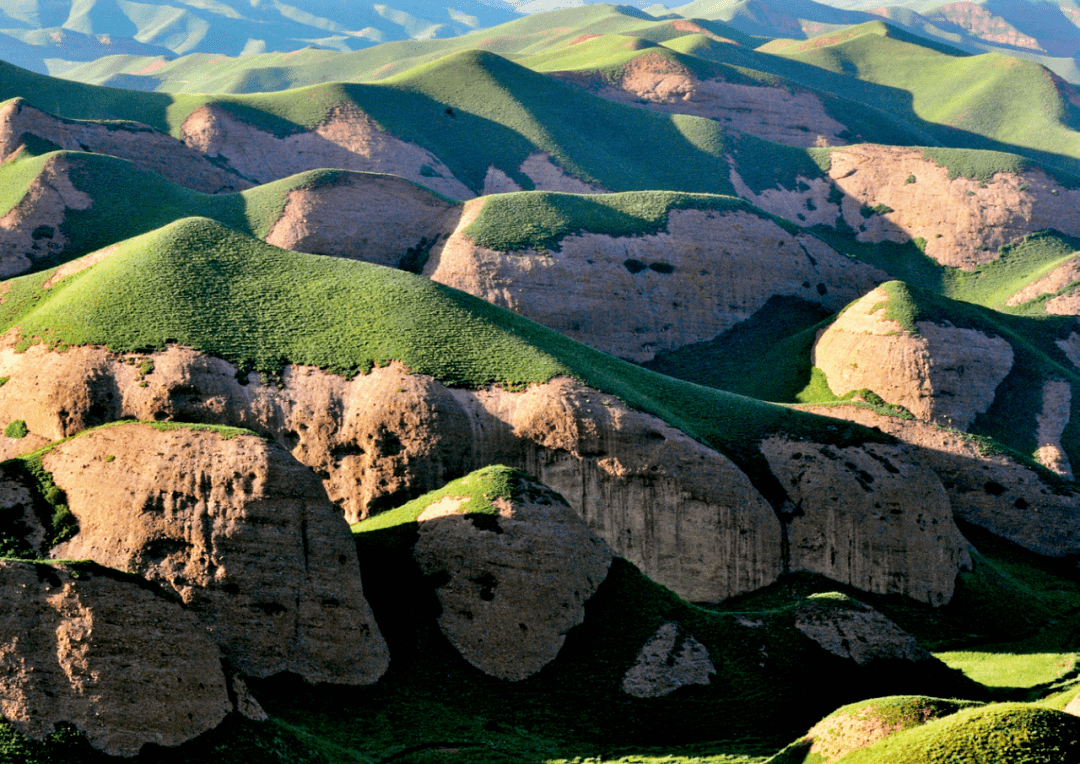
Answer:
[427,203,886,361]
[795,598,932,666]
[800,403,1080,558]
[621,621,716,698]
[0,98,248,193]
[413,478,613,680]
[814,288,1014,429]
[47,422,389,685]
[180,103,474,200]
[763,438,970,605]
[0,344,785,603]
[1035,379,1073,478]
[263,172,458,269]
[0,154,91,278]
[735,144,1080,271]
[0,561,231,757]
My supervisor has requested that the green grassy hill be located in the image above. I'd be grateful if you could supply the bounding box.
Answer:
[0,149,453,273]
[0,215,891,508]
[773,21,1080,174]
[0,51,742,197]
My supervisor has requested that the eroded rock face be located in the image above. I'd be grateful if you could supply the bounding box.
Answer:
[46,423,389,685]
[0,561,231,757]
[814,288,1014,429]
[621,622,716,698]
[553,52,849,148]
[735,144,1080,270]
[0,98,248,194]
[263,172,459,269]
[179,103,474,200]
[428,202,886,361]
[800,403,1080,558]
[764,438,970,605]
[0,344,783,603]
[412,480,613,680]
[1036,379,1073,478]
[795,598,932,666]
[0,154,91,278]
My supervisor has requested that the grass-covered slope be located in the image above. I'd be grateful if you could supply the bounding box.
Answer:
[0,149,454,273]
[461,189,792,251]
[775,21,1080,174]
[0,51,740,197]
[0,216,889,505]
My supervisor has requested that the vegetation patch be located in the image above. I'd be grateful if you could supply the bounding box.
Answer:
[4,421,28,439]
[464,191,787,252]
[728,133,831,195]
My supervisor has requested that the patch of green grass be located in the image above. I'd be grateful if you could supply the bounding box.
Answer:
[644,296,833,403]
[4,420,28,439]
[0,216,889,509]
[838,703,1080,763]
[922,147,1080,187]
[464,190,785,252]
[728,133,832,195]
[934,651,1076,691]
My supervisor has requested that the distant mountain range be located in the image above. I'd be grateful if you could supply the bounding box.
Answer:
[4,0,1080,85]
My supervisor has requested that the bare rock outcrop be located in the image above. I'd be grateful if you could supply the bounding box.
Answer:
[179,103,474,200]
[553,52,849,148]
[621,621,716,698]
[800,403,1080,558]
[0,98,248,194]
[0,154,90,278]
[1035,379,1074,477]
[0,343,783,603]
[735,144,1080,270]
[263,171,459,269]
[763,438,970,605]
[794,597,932,666]
[1007,255,1080,307]
[412,476,613,680]
[46,422,389,685]
[0,561,231,757]
[427,202,887,361]
[813,288,1014,429]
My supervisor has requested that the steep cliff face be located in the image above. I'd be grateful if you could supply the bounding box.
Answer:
[0,98,248,194]
[813,288,1014,429]
[0,342,971,605]
[263,172,459,270]
[552,51,849,148]
[764,438,970,605]
[412,477,614,680]
[801,403,1080,558]
[0,561,232,757]
[735,144,1080,271]
[45,423,389,685]
[180,103,474,199]
[0,154,91,278]
[427,202,886,362]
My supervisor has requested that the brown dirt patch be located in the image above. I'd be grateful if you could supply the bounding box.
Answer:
[43,244,120,288]
[569,33,602,45]
[518,152,605,193]
[1046,287,1080,315]
[795,602,931,665]
[179,103,475,200]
